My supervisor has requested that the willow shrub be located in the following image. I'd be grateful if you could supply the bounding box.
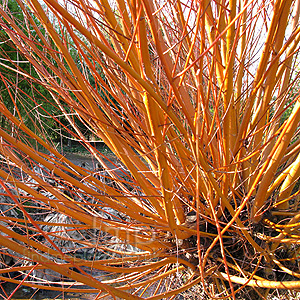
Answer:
[0,0,300,299]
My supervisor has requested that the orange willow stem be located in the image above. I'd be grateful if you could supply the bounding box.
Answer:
[0,235,142,300]
[143,93,178,234]
[218,272,300,290]
[252,94,300,222]
[35,0,191,145]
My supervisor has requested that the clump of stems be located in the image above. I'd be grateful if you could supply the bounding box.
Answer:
[0,0,300,299]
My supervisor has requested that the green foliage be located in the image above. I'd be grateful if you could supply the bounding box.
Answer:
[0,0,97,150]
